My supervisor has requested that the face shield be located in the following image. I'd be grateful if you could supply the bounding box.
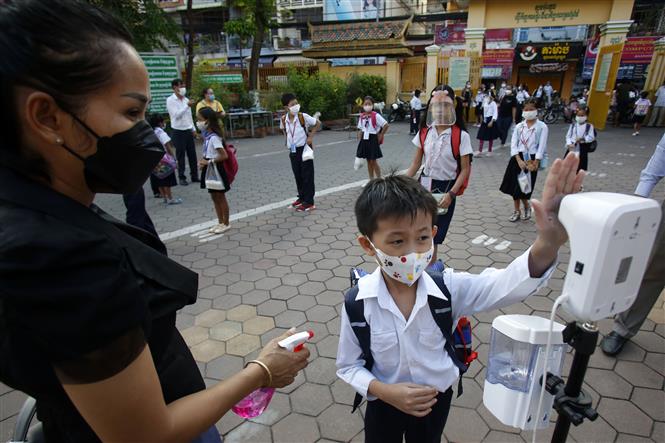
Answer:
[426,91,456,127]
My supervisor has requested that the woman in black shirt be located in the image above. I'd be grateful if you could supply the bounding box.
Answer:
[0,2,307,442]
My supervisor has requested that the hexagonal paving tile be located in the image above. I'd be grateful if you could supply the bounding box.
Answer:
[255,277,282,291]
[304,357,337,385]
[306,305,337,323]
[210,321,242,341]
[180,326,209,347]
[616,360,664,389]
[444,407,490,442]
[226,333,261,356]
[227,305,257,322]
[631,387,665,421]
[568,415,617,443]
[224,421,271,443]
[291,382,334,416]
[249,392,291,426]
[190,339,226,363]
[243,316,275,335]
[194,309,226,328]
[275,310,307,329]
[228,281,254,295]
[598,398,653,437]
[242,290,270,306]
[287,295,317,312]
[584,368,633,399]
[272,413,320,443]
[317,404,364,441]
[206,354,244,380]
[316,335,339,359]
[271,285,299,300]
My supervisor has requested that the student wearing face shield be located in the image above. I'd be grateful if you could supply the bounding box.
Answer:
[406,87,472,270]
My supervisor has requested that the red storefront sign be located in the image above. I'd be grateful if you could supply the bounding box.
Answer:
[485,29,513,42]
[434,22,467,45]
[483,49,515,65]
[621,36,660,63]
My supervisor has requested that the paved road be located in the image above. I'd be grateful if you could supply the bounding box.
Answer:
[2,122,664,442]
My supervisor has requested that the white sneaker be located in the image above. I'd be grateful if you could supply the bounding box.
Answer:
[632,132,639,136]
[474,151,483,157]
[522,207,532,221]
[210,224,228,234]
[509,211,521,222]
[486,151,493,157]
[218,223,231,233]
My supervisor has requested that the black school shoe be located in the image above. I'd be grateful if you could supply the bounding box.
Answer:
[600,331,629,356]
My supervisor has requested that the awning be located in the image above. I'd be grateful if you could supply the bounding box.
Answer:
[273,55,317,67]
[302,19,413,59]
[227,56,274,67]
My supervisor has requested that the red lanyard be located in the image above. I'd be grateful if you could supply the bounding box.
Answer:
[519,126,535,150]
[286,117,298,143]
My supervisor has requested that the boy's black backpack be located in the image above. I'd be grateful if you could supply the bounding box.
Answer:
[570,123,598,153]
[344,268,478,412]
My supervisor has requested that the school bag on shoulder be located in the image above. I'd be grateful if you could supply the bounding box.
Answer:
[222,142,239,185]
[418,125,472,195]
[344,267,478,412]
[569,123,598,153]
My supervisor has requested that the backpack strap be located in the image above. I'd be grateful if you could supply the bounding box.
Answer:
[451,125,462,160]
[343,286,373,412]
[418,126,430,150]
[426,272,468,397]
[371,111,377,129]
[298,112,308,134]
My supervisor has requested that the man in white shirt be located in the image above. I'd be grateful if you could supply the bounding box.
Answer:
[166,78,198,185]
[336,156,585,443]
[279,92,320,212]
[601,133,665,355]
[647,81,665,127]
[409,89,422,135]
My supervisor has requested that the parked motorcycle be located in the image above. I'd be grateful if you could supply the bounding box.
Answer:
[388,96,410,123]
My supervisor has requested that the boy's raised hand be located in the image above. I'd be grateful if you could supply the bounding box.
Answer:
[529,155,585,277]
[378,382,438,417]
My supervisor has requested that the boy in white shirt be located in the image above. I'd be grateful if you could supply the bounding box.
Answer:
[409,90,423,135]
[279,93,321,212]
[336,156,585,443]
[632,91,652,136]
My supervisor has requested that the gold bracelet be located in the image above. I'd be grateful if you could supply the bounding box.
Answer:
[246,360,272,387]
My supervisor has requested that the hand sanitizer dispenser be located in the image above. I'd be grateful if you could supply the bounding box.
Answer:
[484,315,566,430]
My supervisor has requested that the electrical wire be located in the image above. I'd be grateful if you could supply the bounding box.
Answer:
[531,293,569,443]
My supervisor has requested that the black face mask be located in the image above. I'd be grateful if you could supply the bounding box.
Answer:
[62,114,165,194]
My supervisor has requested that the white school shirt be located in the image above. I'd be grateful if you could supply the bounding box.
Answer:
[474,92,485,106]
[411,127,473,181]
[483,100,498,121]
[566,123,596,153]
[510,120,549,160]
[153,127,171,147]
[203,133,224,160]
[279,113,318,148]
[357,112,388,135]
[516,89,530,104]
[634,98,652,116]
[410,96,422,111]
[166,93,194,131]
[336,248,556,399]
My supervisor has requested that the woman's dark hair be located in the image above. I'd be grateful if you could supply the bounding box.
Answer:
[201,87,213,99]
[420,84,467,132]
[148,114,165,129]
[355,174,438,239]
[0,0,133,180]
[198,107,223,137]
[363,95,374,104]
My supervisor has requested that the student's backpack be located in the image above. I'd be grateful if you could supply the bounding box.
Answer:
[569,123,598,153]
[344,267,478,412]
[222,142,239,185]
[418,125,472,196]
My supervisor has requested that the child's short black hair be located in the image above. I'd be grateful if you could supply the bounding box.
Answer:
[171,78,183,88]
[364,95,374,103]
[641,91,649,99]
[281,93,296,107]
[355,175,438,239]
[148,113,164,128]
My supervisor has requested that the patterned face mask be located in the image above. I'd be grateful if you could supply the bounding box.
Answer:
[367,238,434,286]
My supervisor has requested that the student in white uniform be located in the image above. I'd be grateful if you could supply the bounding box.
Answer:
[406,86,472,270]
[564,105,596,172]
[357,96,390,180]
[336,154,584,443]
[279,92,321,212]
[476,91,498,156]
[500,99,549,222]
[409,90,423,135]
[473,87,485,127]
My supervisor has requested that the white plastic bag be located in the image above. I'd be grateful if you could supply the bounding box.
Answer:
[354,157,366,170]
[205,162,226,191]
[302,145,314,161]
[517,170,532,194]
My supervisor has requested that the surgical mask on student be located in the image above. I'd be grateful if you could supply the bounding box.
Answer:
[523,110,538,121]
[368,239,433,286]
[178,87,187,96]
[427,91,456,126]
[207,94,215,101]
[289,104,301,115]
[196,121,208,131]
[501,83,506,88]
[576,116,587,124]
[61,114,164,194]
[363,105,373,113]
[505,89,512,95]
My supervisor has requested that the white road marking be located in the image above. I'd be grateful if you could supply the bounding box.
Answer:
[159,172,409,242]
[236,140,350,161]
[494,240,511,251]
[472,234,489,245]
[484,237,498,246]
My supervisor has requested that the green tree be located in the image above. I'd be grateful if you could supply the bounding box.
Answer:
[87,0,180,52]
[225,0,277,91]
